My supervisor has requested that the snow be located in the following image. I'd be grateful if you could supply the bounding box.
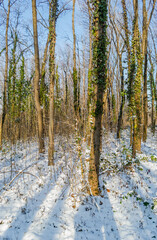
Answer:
[0,130,157,240]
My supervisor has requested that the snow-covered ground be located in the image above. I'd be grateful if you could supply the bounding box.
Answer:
[0,130,156,240]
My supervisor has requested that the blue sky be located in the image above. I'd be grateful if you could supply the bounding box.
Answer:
[0,0,86,55]
[0,0,88,76]
[56,1,87,56]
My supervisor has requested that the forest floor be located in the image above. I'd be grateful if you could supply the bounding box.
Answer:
[0,129,156,240]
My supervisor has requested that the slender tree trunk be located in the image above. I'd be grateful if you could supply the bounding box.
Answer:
[110,78,116,128]
[11,33,18,143]
[117,61,125,138]
[64,70,68,112]
[155,71,157,127]
[12,33,17,117]
[55,65,60,100]
[82,45,86,135]
[121,0,131,67]
[48,0,57,165]
[32,0,45,153]
[87,0,92,88]
[121,0,133,144]
[149,55,155,134]
[41,36,49,85]
[132,0,142,157]
[142,0,156,140]
[143,43,148,142]
[40,35,49,101]
[72,0,78,115]
[78,58,81,118]
[103,90,108,130]
[109,16,125,138]
[17,55,25,140]
[108,88,113,131]
[87,0,92,144]
[0,0,10,148]
[142,0,148,142]
[150,71,155,135]
[40,35,49,134]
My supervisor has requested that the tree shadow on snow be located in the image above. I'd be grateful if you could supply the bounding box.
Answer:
[39,185,70,240]
[74,193,121,240]
[1,164,66,240]
[119,167,157,240]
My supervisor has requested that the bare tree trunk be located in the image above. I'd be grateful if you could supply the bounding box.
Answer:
[103,90,108,131]
[143,45,148,142]
[117,63,124,138]
[149,54,155,134]
[154,71,157,126]
[121,0,132,144]
[40,35,49,135]
[64,70,68,112]
[41,36,49,83]
[11,33,18,144]
[142,0,156,141]
[78,56,81,118]
[121,0,131,67]
[108,88,113,132]
[32,0,45,153]
[0,0,10,148]
[109,12,125,138]
[72,0,78,115]
[150,71,155,135]
[87,0,92,75]
[82,44,86,135]
[87,0,92,144]
[142,0,148,142]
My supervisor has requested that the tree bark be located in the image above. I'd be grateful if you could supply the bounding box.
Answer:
[142,0,148,142]
[40,35,49,134]
[117,63,124,138]
[132,0,142,157]
[142,0,156,141]
[72,0,78,115]
[88,0,108,196]
[48,0,57,165]
[87,0,92,144]
[32,0,45,153]
[121,0,133,144]
[109,14,125,138]
[82,44,86,135]
[0,0,10,148]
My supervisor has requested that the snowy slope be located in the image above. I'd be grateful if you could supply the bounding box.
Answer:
[0,131,156,240]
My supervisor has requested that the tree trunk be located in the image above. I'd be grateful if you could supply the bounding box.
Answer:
[121,0,133,144]
[142,0,156,141]
[40,35,49,135]
[109,16,125,138]
[0,0,10,148]
[88,0,108,196]
[117,63,125,138]
[72,0,78,115]
[32,0,45,153]
[132,0,142,157]
[82,45,86,135]
[142,0,148,142]
[143,45,148,142]
[48,0,57,165]
[64,70,68,112]
[86,0,92,144]
[149,55,155,134]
